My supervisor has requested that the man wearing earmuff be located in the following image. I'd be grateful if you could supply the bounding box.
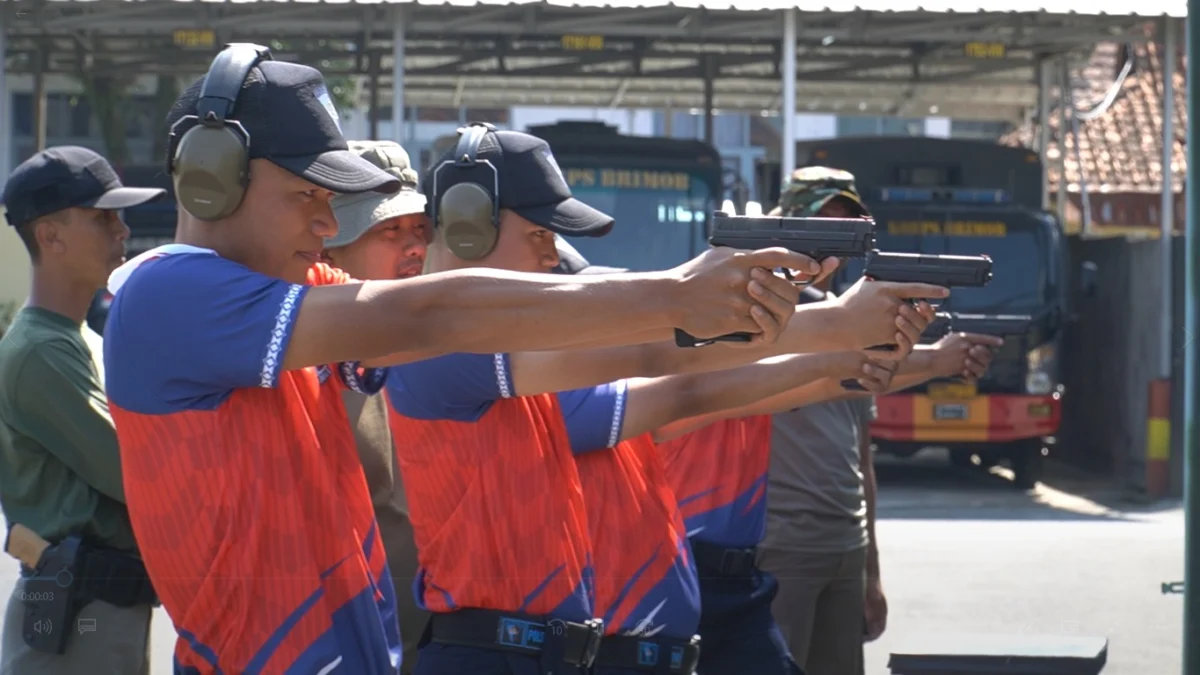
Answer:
[378,125,947,675]
[97,45,826,675]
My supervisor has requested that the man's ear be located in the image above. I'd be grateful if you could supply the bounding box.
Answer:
[32,214,67,253]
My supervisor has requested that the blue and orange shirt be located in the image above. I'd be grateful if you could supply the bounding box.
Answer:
[104,246,400,675]
[657,416,773,548]
[384,354,594,622]
[559,383,701,640]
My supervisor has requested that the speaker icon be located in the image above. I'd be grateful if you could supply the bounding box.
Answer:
[32,619,51,635]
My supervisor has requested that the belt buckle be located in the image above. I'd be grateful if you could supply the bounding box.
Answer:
[580,618,603,667]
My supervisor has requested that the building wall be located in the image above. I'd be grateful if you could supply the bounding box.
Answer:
[0,206,31,313]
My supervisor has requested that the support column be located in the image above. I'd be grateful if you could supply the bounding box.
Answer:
[1037,57,1051,210]
[703,55,715,145]
[391,7,406,143]
[781,8,797,182]
[33,43,47,153]
[368,53,381,141]
[0,8,9,183]
[1057,56,1069,227]
[1183,2,1200,673]
[1162,17,1177,379]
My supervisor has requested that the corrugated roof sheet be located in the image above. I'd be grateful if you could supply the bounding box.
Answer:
[1001,34,1186,194]
[26,0,1189,16]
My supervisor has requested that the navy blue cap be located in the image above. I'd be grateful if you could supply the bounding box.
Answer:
[167,60,400,195]
[422,129,613,237]
[2,146,166,228]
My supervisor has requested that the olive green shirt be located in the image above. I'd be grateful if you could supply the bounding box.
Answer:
[0,306,136,552]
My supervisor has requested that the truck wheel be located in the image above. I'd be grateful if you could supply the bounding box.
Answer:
[1009,441,1046,490]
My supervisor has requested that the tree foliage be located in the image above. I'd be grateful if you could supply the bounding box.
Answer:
[73,38,137,166]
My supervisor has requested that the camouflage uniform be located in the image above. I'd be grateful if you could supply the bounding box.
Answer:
[776,167,870,218]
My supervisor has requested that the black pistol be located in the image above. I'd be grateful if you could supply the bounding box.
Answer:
[840,251,993,391]
[921,312,1033,343]
[675,213,876,348]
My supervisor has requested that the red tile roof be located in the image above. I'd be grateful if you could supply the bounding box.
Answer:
[1000,29,1186,195]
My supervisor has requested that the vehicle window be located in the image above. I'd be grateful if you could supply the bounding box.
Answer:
[566,172,712,272]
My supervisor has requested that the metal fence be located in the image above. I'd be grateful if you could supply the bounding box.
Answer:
[1057,233,1185,496]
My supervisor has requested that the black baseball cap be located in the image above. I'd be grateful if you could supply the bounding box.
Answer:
[167,60,400,195]
[423,129,613,237]
[2,146,166,228]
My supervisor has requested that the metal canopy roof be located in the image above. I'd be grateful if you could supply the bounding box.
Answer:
[1,1,1181,121]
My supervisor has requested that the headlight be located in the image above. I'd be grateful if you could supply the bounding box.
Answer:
[1025,343,1057,395]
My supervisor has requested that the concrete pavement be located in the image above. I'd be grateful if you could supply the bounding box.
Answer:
[0,451,1183,674]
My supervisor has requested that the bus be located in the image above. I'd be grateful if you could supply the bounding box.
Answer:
[781,136,1094,489]
[433,121,723,271]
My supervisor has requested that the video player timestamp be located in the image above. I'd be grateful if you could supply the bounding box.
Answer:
[18,591,54,602]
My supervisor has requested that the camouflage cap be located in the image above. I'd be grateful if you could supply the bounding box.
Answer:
[777,166,870,218]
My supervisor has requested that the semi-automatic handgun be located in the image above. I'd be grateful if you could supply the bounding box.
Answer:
[676,213,877,348]
[840,251,994,391]
[922,312,1033,343]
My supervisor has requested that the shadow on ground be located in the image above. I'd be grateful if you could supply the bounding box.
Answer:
[873,448,1178,523]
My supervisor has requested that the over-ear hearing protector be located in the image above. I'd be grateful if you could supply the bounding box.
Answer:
[167,43,273,221]
[430,122,500,261]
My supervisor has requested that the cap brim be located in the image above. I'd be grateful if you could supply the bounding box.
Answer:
[86,187,167,211]
[272,150,402,196]
[512,197,614,238]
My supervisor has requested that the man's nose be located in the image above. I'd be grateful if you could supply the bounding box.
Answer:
[313,204,339,239]
[113,216,131,241]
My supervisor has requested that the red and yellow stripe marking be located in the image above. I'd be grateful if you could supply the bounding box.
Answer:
[872,392,1061,443]
[1146,379,1171,498]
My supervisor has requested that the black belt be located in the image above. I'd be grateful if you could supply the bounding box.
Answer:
[690,539,757,578]
[21,546,157,608]
[593,634,701,674]
[427,609,603,667]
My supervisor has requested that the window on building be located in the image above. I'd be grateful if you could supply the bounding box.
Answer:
[950,120,1013,141]
[836,116,924,138]
[11,92,94,139]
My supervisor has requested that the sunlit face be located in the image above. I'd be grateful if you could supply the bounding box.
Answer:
[324,213,431,281]
[221,159,339,284]
[429,209,560,274]
[33,207,130,289]
[817,197,862,219]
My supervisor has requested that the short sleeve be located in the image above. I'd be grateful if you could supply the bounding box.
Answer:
[385,353,513,422]
[104,253,311,414]
[557,380,628,454]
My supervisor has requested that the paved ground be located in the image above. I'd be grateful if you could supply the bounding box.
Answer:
[0,450,1184,674]
[863,451,1184,675]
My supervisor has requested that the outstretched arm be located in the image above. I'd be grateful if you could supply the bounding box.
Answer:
[504,281,943,398]
[285,246,824,371]
[651,357,898,442]
[883,333,1004,393]
[559,352,866,456]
